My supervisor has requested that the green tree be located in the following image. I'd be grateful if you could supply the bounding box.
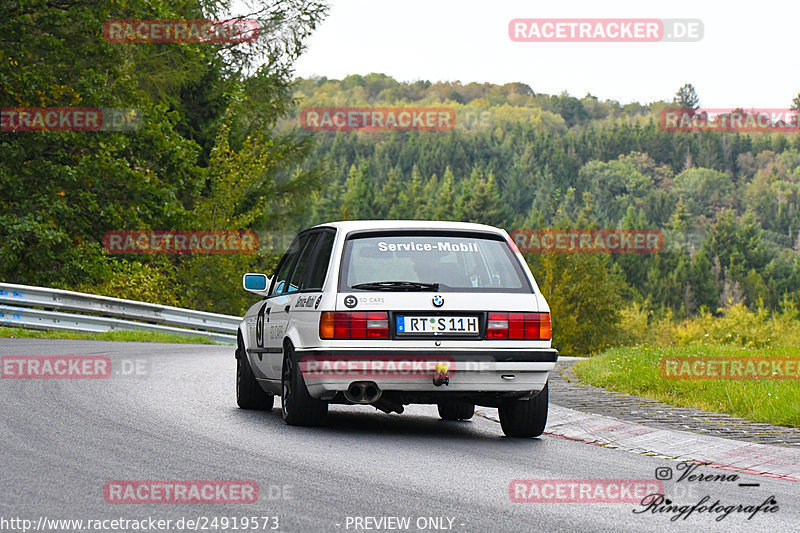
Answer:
[614,205,652,296]
[673,83,700,111]
[177,115,322,314]
[457,169,512,226]
[525,208,630,355]
[341,162,376,220]
[431,167,458,220]
[673,168,735,222]
[689,249,718,311]
[701,210,772,308]
[392,165,425,219]
[377,167,403,218]
[0,0,327,316]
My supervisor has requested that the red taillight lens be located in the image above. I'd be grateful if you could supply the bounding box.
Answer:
[319,312,389,339]
[524,313,539,339]
[486,312,550,340]
[350,312,367,338]
[509,312,524,339]
[334,312,351,338]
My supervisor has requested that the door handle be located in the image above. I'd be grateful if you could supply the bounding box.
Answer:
[284,305,291,313]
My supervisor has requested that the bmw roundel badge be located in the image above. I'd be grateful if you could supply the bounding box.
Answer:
[432,295,444,307]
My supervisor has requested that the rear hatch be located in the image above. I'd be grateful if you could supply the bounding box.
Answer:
[335,230,543,340]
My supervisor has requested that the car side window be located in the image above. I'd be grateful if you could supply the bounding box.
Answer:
[269,235,306,297]
[283,233,320,293]
[305,231,336,291]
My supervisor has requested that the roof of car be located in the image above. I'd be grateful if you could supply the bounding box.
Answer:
[311,220,508,235]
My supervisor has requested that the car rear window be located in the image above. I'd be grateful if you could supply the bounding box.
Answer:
[340,232,532,293]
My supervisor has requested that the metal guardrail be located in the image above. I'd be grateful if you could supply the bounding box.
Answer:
[0,283,239,344]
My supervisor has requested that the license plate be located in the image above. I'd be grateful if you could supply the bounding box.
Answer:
[396,316,479,335]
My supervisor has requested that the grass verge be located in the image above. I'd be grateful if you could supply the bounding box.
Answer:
[0,326,218,345]
[572,344,800,429]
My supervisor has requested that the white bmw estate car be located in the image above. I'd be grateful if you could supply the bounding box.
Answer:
[235,220,557,437]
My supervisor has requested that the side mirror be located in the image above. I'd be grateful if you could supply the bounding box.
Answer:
[243,273,270,295]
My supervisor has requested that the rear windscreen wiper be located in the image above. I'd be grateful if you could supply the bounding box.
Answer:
[351,281,440,291]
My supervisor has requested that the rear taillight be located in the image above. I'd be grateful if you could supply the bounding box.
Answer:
[319,312,335,339]
[319,312,389,339]
[486,312,551,340]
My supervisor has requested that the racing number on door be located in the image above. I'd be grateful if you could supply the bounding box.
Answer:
[256,303,270,348]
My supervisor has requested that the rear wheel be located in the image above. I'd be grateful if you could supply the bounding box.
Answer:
[236,338,274,410]
[498,382,548,438]
[281,343,328,426]
[438,402,475,421]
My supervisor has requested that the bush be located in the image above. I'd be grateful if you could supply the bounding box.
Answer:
[73,260,182,307]
[617,299,800,349]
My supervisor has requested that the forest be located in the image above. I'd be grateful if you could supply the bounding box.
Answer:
[285,74,800,353]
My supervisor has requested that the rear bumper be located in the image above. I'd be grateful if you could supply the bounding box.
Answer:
[294,347,557,398]
[295,348,557,362]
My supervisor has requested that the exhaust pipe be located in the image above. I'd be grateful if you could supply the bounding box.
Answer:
[344,381,382,404]
[373,396,404,415]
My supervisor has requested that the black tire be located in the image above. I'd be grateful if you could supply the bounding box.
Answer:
[281,343,328,426]
[438,402,475,421]
[236,338,274,410]
[498,382,548,438]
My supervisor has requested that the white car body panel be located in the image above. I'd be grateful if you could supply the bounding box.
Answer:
[238,220,557,403]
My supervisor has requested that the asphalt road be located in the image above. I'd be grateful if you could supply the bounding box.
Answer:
[1,339,797,533]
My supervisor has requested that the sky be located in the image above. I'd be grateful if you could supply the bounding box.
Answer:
[284,0,799,108]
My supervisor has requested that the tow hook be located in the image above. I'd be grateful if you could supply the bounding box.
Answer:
[433,361,450,387]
